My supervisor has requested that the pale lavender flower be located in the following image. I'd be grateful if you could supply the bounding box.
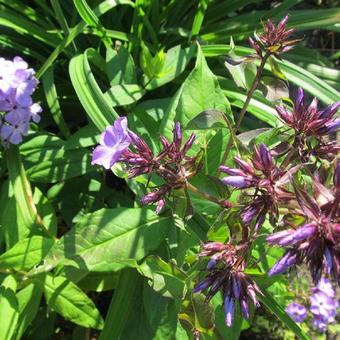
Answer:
[310,291,338,323]
[91,117,131,169]
[0,56,40,145]
[285,302,307,323]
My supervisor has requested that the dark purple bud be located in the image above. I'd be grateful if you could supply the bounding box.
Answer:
[240,298,250,319]
[173,122,182,148]
[193,277,213,293]
[221,176,254,189]
[156,199,165,214]
[224,296,235,327]
[140,191,159,205]
[219,165,246,176]
[259,144,272,169]
[277,15,289,30]
[317,119,340,135]
[182,133,196,154]
[234,156,255,175]
[232,276,241,299]
[275,105,293,124]
[318,102,340,119]
[295,88,304,111]
[202,242,226,252]
[268,251,298,276]
[160,135,170,149]
[254,211,266,230]
[206,258,218,270]
[324,247,333,274]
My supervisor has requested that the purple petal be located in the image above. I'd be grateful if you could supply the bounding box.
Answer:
[259,144,272,168]
[224,296,235,327]
[318,102,340,119]
[221,176,253,188]
[268,251,298,276]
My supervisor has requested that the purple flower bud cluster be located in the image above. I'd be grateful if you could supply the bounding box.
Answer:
[310,278,338,332]
[220,144,293,230]
[193,242,262,326]
[249,16,299,58]
[267,162,340,286]
[275,88,340,161]
[0,56,41,145]
[92,118,199,210]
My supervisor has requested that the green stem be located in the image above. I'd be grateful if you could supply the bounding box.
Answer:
[219,52,271,171]
[7,145,57,240]
[186,182,232,208]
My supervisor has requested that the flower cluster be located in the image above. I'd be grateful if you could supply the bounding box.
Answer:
[220,144,294,230]
[0,56,41,145]
[275,88,340,161]
[92,118,200,210]
[310,277,338,331]
[249,15,299,58]
[286,278,338,332]
[193,241,262,326]
[267,163,340,286]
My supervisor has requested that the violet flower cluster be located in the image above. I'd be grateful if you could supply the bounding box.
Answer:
[286,278,338,333]
[249,15,299,58]
[193,241,262,327]
[92,118,199,211]
[0,56,41,145]
[275,88,340,161]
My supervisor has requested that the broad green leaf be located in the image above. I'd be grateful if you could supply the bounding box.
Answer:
[191,294,215,334]
[78,272,119,292]
[187,109,229,130]
[26,149,95,183]
[42,67,71,138]
[65,124,100,150]
[40,208,170,277]
[104,84,145,106]
[0,236,54,271]
[42,274,104,329]
[0,275,19,340]
[106,45,137,85]
[13,284,42,340]
[160,46,232,140]
[139,256,187,299]
[100,269,144,340]
[69,48,118,131]
[145,44,197,90]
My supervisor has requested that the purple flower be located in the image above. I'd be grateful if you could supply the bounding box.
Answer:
[193,242,262,327]
[310,291,338,322]
[311,316,328,332]
[249,16,299,57]
[275,89,340,138]
[285,302,307,323]
[91,117,131,169]
[0,56,40,145]
[221,176,254,188]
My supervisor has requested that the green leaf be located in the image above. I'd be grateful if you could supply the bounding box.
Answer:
[145,44,197,90]
[258,290,309,340]
[191,293,215,334]
[99,269,143,340]
[41,274,104,329]
[0,236,55,271]
[40,208,170,277]
[160,45,232,140]
[106,45,137,85]
[69,48,119,131]
[187,109,229,130]
[13,284,42,340]
[139,256,187,299]
[104,84,145,106]
[0,275,19,340]
[73,0,100,27]
[26,149,95,183]
[41,67,71,138]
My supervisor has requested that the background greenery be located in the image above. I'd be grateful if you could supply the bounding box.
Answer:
[0,0,339,339]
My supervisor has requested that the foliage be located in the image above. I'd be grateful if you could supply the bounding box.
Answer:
[0,0,339,339]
